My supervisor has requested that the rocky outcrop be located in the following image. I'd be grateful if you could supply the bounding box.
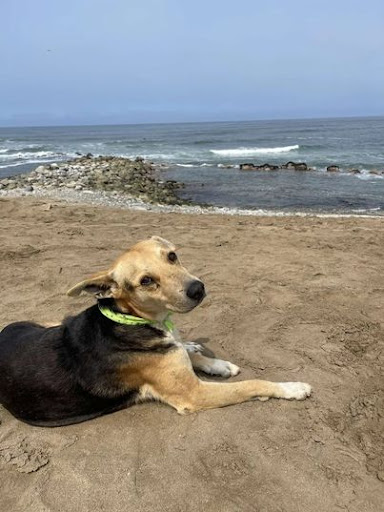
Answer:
[239,163,256,171]
[327,165,340,173]
[281,161,309,171]
[240,163,279,171]
[240,161,310,171]
[0,156,185,205]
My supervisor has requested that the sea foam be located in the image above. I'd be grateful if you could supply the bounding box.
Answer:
[210,145,299,157]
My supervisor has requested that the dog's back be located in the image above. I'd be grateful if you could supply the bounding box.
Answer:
[0,311,136,426]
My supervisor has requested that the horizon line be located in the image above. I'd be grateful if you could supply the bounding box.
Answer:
[0,114,383,130]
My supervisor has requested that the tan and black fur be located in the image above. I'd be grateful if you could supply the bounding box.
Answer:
[0,236,311,427]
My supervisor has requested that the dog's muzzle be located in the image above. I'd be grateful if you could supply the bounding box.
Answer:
[186,280,206,303]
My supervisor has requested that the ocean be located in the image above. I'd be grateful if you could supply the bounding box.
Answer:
[1,117,383,215]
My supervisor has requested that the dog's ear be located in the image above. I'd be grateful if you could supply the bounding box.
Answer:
[67,270,117,298]
[150,236,175,249]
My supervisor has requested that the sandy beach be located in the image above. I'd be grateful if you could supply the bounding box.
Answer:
[1,195,383,512]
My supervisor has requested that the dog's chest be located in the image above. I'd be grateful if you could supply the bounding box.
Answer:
[161,327,183,348]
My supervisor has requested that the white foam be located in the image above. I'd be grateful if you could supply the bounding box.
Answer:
[142,153,179,160]
[0,158,63,170]
[0,150,58,160]
[351,207,381,213]
[0,151,79,170]
[357,169,383,180]
[0,162,29,169]
[175,163,215,168]
[210,145,299,157]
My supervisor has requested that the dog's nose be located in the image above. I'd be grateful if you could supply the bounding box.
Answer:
[186,280,205,302]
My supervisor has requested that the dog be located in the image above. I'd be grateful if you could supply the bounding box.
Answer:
[0,236,311,427]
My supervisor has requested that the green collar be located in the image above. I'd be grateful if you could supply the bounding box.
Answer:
[98,304,174,332]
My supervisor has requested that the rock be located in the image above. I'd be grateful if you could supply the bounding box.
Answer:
[35,165,46,174]
[258,163,279,171]
[327,165,340,172]
[281,161,296,169]
[281,161,308,171]
[240,163,279,171]
[294,162,308,171]
[239,163,257,171]
[85,153,93,159]
[135,156,144,162]
[24,186,34,192]
[369,169,380,175]
[49,163,59,170]
[348,169,361,174]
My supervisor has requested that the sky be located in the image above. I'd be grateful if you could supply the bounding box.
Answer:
[1,0,383,126]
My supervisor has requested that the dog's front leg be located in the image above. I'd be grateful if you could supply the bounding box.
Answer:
[183,342,240,378]
[188,351,240,378]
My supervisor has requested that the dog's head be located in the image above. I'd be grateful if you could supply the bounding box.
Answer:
[67,236,205,320]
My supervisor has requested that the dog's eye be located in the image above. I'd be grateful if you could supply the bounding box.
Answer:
[168,251,177,263]
[140,276,154,286]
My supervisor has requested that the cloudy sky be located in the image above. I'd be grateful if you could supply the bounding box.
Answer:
[1,0,383,126]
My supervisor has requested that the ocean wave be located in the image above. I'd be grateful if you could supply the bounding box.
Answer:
[142,153,182,160]
[0,159,57,170]
[0,150,81,173]
[0,150,62,161]
[210,145,299,157]
[0,162,29,170]
[357,171,383,180]
[175,162,225,169]
[351,207,382,213]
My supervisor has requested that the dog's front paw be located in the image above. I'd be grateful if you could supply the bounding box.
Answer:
[278,382,312,400]
[184,342,204,353]
[203,359,240,378]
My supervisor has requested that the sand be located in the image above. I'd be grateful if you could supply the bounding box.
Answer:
[0,196,383,512]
